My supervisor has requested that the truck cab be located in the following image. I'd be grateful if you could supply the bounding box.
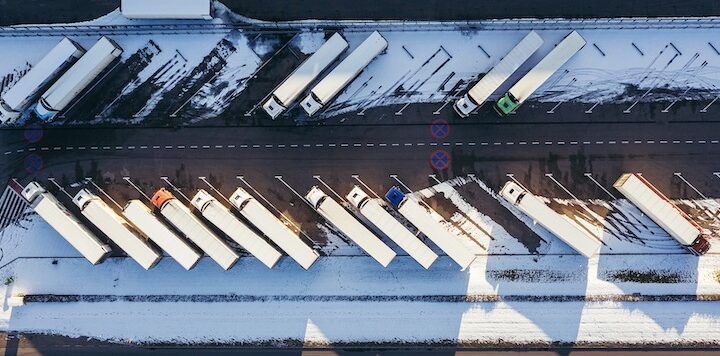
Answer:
[385,186,406,209]
[347,186,371,209]
[72,189,96,210]
[151,188,175,210]
[305,186,328,209]
[262,95,285,120]
[453,94,478,118]
[494,92,519,116]
[229,187,253,210]
[689,235,711,255]
[190,189,215,212]
[34,97,58,121]
[21,181,46,202]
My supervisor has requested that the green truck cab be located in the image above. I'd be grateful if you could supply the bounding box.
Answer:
[494,92,520,116]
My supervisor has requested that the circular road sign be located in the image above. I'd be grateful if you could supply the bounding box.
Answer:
[430,119,450,139]
[430,150,450,170]
[24,154,43,173]
[24,123,44,143]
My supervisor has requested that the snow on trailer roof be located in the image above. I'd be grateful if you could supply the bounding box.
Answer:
[262,33,348,119]
[465,31,543,107]
[508,31,586,102]
[500,181,601,258]
[347,186,438,269]
[1,38,84,113]
[121,0,213,19]
[390,191,476,270]
[36,36,122,119]
[306,186,396,267]
[613,173,701,246]
[301,31,388,116]
[229,187,319,270]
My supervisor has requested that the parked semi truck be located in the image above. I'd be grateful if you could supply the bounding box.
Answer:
[21,182,111,264]
[122,200,202,270]
[454,31,543,118]
[229,187,319,269]
[347,186,438,269]
[495,31,586,116]
[0,38,85,123]
[35,36,123,120]
[301,31,387,116]
[499,181,601,258]
[73,189,161,269]
[191,189,282,269]
[152,188,239,270]
[385,187,475,270]
[613,173,711,255]
[121,0,214,19]
[306,186,396,266]
[263,33,348,119]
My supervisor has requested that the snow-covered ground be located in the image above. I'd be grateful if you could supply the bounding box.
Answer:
[3,5,720,346]
[4,7,720,124]
[1,175,720,345]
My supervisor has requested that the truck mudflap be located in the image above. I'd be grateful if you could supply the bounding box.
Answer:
[689,235,711,256]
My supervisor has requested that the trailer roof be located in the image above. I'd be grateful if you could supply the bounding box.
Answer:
[230,187,319,270]
[309,31,387,104]
[509,31,586,102]
[307,186,396,267]
[500,181,601,258]
[29,187,109,264]
[2,38,84,111]
[269,33,348,108]
[614,173,701,245]
[123,200,201,270]
[466,31,542,106]
[396,196,475,269]
[121,0,212,19]
[39,37,122,114]
[348,186,437,269]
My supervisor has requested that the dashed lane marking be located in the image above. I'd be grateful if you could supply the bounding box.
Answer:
[5,139,719,157]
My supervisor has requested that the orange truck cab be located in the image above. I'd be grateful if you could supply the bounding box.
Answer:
[151,188,175,209]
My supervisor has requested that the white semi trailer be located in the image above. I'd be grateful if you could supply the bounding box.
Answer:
[122,200,202,270]
[613,173,711,255]
[454,31,543,118]
[121,0,214,19]
[21,182,111,264]
[0,38,85,123]
[306,186,396,267]
[152,188,239,270]
[229,187,319,269]
[191,189,282,269]
[347,186,438,269]
[385,187,475,270]
[263,33,349,119]
[73,189,161,269]
[301,31,387,116]
[35,36,123,120]
[499,181,601,258]
[495,31,586,116]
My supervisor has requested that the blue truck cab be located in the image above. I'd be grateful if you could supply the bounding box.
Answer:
[385,186,406,209]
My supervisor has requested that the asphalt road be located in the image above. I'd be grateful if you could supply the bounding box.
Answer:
[3,333,720,355]
[1,0,720,26]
